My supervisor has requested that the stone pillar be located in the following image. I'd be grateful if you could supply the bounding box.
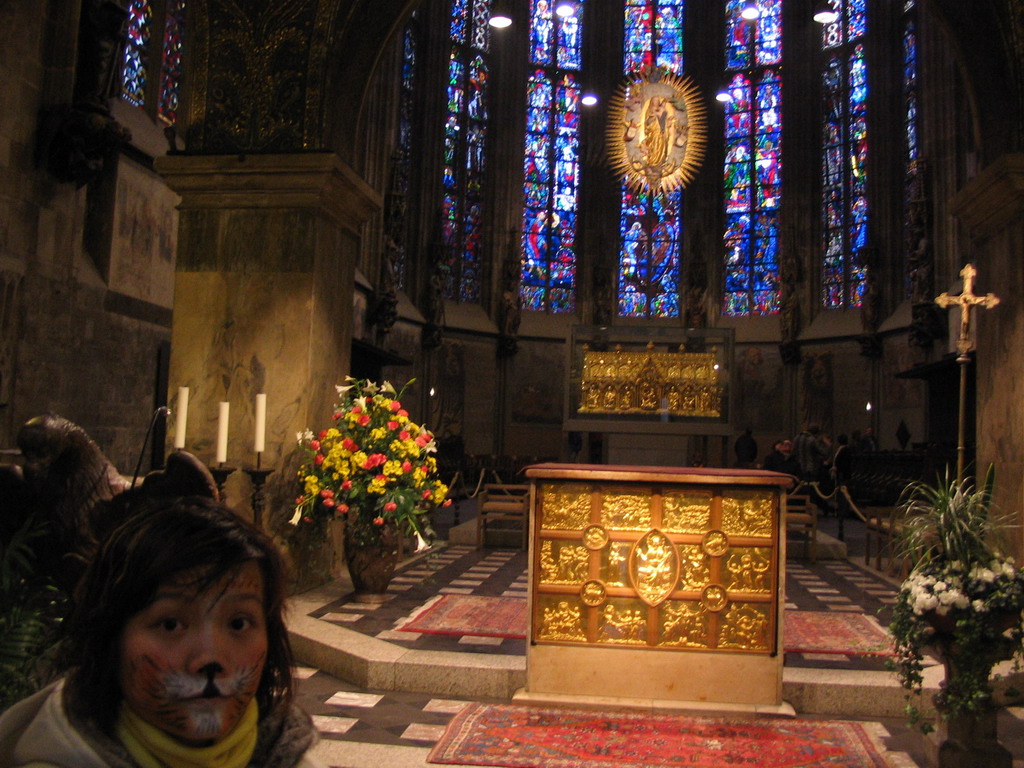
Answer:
[950,154,1024,559]
[155,153,380,530]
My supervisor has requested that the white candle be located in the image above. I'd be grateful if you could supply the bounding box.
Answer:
[216,401,230,464]
[173,386,189,449]
[254,393,267,453]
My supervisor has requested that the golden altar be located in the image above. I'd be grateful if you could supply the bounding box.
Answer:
[521,463,794,708]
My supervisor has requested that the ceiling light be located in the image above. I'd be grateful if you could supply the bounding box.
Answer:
[489,0,512,28]
[813,0,839,24]
[581,89,598,106]
[716,88,733,103]
[741,1,760,21]
[555,1,577,18]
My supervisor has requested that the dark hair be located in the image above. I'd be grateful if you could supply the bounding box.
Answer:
[63,496,294,734]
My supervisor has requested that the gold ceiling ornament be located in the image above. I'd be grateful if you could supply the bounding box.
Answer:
[606,65,708,194]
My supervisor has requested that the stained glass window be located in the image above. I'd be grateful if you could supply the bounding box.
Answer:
[902,5,920,298]
[820,0,867,309]
[157,0,186,124]
[121,0,152,107]
[394,20,417,290]
[617,0,685,319]
[721,0,782,317]
[520,0,584,314]
[441,0,492,303]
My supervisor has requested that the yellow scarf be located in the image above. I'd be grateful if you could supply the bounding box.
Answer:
[115,699,258,768]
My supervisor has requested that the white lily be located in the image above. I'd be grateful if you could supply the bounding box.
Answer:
[288,506,303,526]
[414,530,431,553]
[380,380,397,396]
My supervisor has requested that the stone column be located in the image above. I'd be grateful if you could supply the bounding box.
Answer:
[155,153,380,529]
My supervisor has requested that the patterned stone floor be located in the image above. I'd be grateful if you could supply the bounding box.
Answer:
[294,516,1024,767]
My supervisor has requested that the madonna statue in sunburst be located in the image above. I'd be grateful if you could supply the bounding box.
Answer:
[607,66,708,194]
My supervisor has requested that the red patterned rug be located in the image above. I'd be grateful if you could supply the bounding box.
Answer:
[785,611,892,656]
[428,703,893,768]
[398,595,529,639]
[400,596,891,655]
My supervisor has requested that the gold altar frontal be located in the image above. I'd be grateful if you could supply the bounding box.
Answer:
[521,463,794,709]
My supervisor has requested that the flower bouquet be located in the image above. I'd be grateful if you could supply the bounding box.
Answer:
[887,467,1024,730]
[292,378,450,554]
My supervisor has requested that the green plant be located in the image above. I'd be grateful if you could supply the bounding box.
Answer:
[0,512,66,710]
[887,467,1024,730]
[292,378,450,548]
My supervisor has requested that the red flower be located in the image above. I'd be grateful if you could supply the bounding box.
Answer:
[342,480,352,491]
[422,489,432,499]
[322,498,335,507]
[309,439,320,451]
[333,411,342,420]
[337,503,349,514]
[398,410,409,418]
[320,489,334,498]
[295,496,305,504]
[342,438,359,452]
[315,454,324,466]
[303,516,313,523]
[350,406,361,414]
[402,461,412,473]
[415,435,429,447]
[443,499,453,507]
[358,414,371,426]
[318,430,328,440]
[383,502,398,513]
[375,474,387,483]
[373,517,385,526]
[399,431,410,441]
[390,401,402,412]
[387,420,399,430]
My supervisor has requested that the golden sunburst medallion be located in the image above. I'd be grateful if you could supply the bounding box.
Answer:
[606,65,708,194]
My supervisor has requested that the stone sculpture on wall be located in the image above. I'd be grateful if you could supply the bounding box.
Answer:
[498,244,522,358]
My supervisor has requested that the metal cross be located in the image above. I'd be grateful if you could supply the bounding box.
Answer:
[934,263,1000,481]
[935,263,1000,361]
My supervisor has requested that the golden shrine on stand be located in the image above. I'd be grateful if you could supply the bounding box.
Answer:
[520,463,794,710]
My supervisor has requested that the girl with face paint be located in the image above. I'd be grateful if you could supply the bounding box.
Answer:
[0,497,328,768]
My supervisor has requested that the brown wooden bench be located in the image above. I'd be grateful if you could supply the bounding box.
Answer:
[476,483,530,549]
[785,493,817,563]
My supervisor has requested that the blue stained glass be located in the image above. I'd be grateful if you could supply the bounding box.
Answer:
[450,0,468,41]
[441,3,491,303]
[121,0,151,107]
[721,4,781,317]
[519,7,582,313]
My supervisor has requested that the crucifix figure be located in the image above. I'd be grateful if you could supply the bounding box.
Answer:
[934,263,1000,481]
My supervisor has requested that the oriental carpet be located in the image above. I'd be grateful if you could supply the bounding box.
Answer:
[400,595,892,656]
[427,703,895,767]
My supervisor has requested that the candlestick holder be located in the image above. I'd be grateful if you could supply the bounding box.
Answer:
[208,464,236,501]
[244,467,275,529]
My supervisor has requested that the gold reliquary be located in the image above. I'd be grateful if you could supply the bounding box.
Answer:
[578,341,723,418]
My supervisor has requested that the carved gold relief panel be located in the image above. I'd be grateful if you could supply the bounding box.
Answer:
[600,489,653,530]
[717,602,771,650]
[597,598,649,645]
[539,540,590,585]
[724,547,772,593]
[532,479,779,654]
[539,483,592,530]
[720,490,774,537]
[662,490,713,533]
[599,542,633,587]
[536,595,588,642]
[659,600,710,648]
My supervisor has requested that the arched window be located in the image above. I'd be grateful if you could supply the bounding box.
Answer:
[440,0,493,303]
[520,0,585,314]
[721,0,782,317]
[820,0,868,308]
[393,19,419,291]
[121,0,186,126]
[617,0,685,319]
